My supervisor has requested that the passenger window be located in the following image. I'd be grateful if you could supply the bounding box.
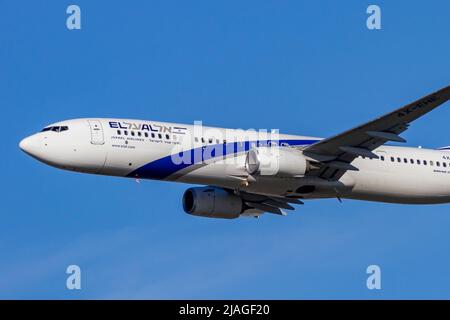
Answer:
[201,137,205,143]
[138,132,142,137]
[410,159,414,164]
[397,157,401,162]
[117,130,121,135]
[208,138,213,144]
[144,132,148,138]
[430,161,434,166]
[216,139,220,144]
[195,137,198,142]
[151,133,155,138]
[223,140,227,144]
[158,133,162,139]
[131,131,135,136]
[390,157,395,162]
[165,134,170,140]
[380,156,385,161]
[403,158,407,163]
[423,160,427,165]
[417,159,421,165]
[437,162,440,167]
[444,162,447,168]
[124,130,128,136]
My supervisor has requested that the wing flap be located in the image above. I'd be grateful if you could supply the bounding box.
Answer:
[238,191,303,216]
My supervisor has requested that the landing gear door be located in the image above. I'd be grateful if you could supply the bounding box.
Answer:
[88,120,105,145]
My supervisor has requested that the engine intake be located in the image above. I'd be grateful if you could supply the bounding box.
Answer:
[182,187,243,219]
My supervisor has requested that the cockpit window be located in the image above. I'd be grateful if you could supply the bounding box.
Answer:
[41,126,69,132]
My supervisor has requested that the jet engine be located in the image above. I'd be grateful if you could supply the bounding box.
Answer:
[182,187,243,219]
[245,147,310,177]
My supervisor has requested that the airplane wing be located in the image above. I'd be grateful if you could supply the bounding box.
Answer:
[303,85,450,180]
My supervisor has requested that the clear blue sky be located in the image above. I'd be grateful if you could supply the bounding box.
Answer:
[1,0,449,299]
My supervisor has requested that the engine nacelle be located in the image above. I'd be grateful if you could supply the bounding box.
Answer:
[245,147,309,177]
[182,187,243,219]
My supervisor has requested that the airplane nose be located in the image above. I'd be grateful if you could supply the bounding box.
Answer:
[19,137,31,152]
[19,135,41,158]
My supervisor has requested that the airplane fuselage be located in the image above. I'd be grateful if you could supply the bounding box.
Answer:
[19,118,450,206]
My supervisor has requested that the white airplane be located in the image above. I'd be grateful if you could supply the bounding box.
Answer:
[20,85,450,219]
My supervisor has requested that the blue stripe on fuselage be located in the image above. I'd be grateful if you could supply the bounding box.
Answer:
[127,139,319,180]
